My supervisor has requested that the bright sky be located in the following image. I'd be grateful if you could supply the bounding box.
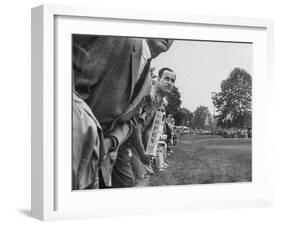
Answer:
[153,40,253,114]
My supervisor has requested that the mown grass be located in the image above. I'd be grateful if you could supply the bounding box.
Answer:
[148,135,252,186]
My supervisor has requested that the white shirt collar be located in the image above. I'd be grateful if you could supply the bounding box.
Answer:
[142,39,151,61]
[138,39,152,77]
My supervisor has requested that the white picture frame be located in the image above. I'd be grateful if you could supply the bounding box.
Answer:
[31,4,274,221]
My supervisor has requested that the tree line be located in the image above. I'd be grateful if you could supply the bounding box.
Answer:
[166,67,252,130]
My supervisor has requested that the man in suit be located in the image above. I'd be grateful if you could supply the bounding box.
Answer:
[72,35,173,188]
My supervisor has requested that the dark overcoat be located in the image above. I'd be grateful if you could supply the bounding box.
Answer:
[73,35,151,186]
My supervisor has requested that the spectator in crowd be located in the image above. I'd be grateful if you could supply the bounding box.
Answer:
[121,67,177,186]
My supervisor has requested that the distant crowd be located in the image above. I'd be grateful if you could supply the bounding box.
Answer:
[218,128,252,138]
[181,127,252,138]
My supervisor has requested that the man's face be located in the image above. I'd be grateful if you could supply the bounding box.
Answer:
[146,39,173,58]
[158,70,176,93]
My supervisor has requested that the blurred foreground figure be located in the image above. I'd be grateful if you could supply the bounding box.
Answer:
[72,92,103,189]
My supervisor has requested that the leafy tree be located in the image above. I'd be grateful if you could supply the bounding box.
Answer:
[212,67,252,128]
[174,107,193,126]
[166,86,182,117]
[191,106,212,129]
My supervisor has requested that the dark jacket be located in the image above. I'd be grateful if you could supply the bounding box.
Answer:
[73,35,151,186]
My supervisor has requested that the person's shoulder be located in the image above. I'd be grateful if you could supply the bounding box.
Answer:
[74,35,135,51]
[131,38,143,53]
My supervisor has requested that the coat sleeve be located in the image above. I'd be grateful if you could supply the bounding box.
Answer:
[129,118,146,158]
[108,120,134,147]
[72,93,102,190]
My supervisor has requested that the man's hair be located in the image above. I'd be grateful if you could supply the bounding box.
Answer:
[158,67,174,78]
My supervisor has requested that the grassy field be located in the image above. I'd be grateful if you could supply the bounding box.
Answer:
[148,135,252,186]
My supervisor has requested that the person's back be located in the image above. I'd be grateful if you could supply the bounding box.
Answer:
[73,36,143,134]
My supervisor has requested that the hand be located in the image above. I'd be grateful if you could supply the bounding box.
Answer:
[140,153,153,165]
[108,150,118,165]
[103,137,113,154]
[103,137,118,165]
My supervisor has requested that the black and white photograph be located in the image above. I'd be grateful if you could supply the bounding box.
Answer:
[72,35,252,190]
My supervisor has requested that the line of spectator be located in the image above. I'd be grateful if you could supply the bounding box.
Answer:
[72,35,176,189]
